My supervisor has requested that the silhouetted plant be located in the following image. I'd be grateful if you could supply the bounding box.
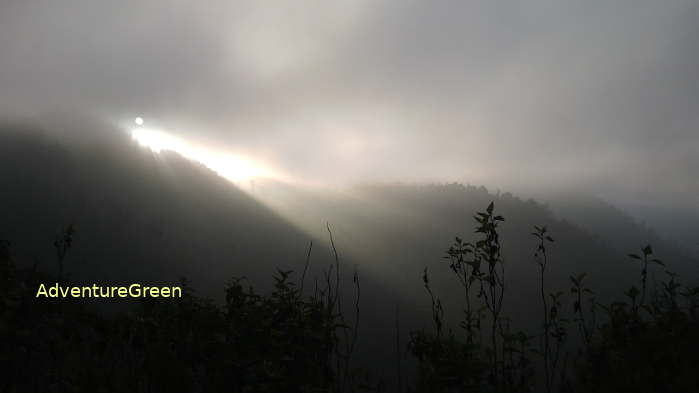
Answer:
[532,226,571,392]
[3,201,699,393]
[532,225,554,393]
[444,236,481,345]
[627,244,663,313]
[574,247,699,393]
[53,224,75,281]
[411,202,699,393]
[0,224,370,393]
[409,202,530,393]
[472,202,507,382]
[569,273,595,350]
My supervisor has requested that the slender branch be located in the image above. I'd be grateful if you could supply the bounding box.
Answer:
[300,240,313,296]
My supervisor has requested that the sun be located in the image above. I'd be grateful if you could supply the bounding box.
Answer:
[134,117,144,126]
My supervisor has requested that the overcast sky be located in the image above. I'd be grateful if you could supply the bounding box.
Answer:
[1,0,697,208]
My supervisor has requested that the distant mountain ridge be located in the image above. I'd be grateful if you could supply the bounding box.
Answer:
[2,120,697,376]
[2,120,696,296]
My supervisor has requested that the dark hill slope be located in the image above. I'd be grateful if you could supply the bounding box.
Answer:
[0,124,323,293]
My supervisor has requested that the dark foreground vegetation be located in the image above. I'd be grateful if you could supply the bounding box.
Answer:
[2,203,698,392]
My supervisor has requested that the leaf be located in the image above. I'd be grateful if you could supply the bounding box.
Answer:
[627,253,641,260]
[643,245,653,255]
[486,201,494,214]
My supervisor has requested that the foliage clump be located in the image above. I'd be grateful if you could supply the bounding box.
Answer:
[2,204,699,392]
[0,229,369,392]
[408,202,699,393]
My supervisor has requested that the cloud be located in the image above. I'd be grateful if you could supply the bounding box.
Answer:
[1,0,697,208]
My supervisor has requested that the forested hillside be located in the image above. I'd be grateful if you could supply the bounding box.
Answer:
[2,123,698,391]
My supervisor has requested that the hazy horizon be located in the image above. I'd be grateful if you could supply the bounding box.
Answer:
[2,0,697,211]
